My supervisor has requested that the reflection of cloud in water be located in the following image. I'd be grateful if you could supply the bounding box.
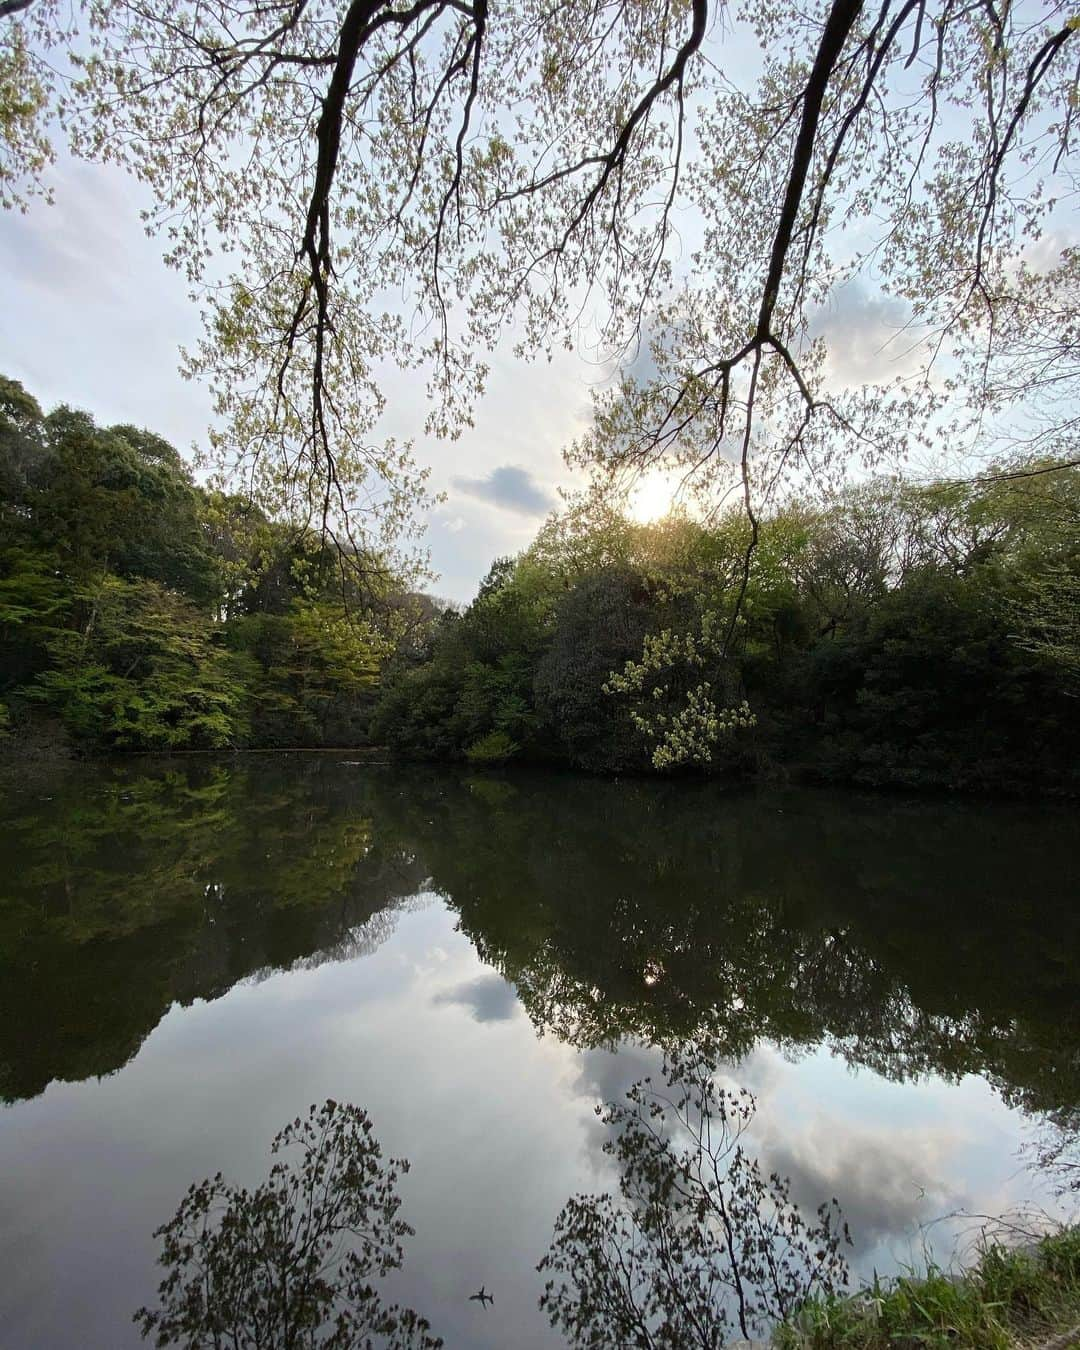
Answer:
[718,1044,788,1100]
[573,1040,968,1255]
[761,1118,967,1250]
[577,1042,663,1104]
[578,1041,783,1122]
[432,974,519,1022]
[733,1048,969,1252]
[574,1042,668,1178]
[718,1047,967,1250]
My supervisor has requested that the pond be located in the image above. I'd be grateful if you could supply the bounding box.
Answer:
[0,755,1077,1348]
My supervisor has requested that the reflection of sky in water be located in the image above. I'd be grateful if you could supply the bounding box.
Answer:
[0,895,1065,1350]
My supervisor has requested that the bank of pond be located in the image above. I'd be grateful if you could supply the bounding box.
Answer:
[3,374,1080,795]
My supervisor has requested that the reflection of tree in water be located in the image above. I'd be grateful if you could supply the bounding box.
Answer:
[135,1101,441,1350]
[0,760,429,1101]
[5,757,1080,1133]
[539,1040,851,1348]
[380,771,1080,1120]
[136,1082,849,1350]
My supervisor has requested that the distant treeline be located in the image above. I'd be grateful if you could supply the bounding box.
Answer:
[372,462,1080,794]
[3,374,1078,792]
[0,375,421,752]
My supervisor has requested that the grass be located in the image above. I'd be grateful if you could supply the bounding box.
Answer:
[774,1226,1080,1349]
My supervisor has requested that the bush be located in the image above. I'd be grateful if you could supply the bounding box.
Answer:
[464,729,518,764]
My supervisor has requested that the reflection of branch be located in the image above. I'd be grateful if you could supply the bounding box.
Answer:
[136,1101,441,1348]
[540,1044,850,1347]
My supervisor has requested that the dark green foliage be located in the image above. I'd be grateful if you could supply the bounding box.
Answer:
[225,604,385,747]
[534,567,655,771]
[21,405,221,604]
[806,566,1078,792]
[373,464,1080,793]
[0,375,399,752]
[135,1100,441,1349]
[370,559,554,761]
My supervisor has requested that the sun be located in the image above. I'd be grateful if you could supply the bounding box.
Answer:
[626,467,681,524]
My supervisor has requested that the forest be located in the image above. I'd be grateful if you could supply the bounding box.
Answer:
[2,372,1077,794]
[0,374,413,752]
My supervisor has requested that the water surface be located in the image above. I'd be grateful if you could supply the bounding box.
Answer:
[1,757,1077,1347]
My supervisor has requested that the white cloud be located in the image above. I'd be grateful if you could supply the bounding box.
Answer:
[762,1114,967,1248]
[812,281,927,388]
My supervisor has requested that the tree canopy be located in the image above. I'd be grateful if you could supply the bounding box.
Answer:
[371,455,1080,791]
[0,373,409,751]
[4,0,1079,567]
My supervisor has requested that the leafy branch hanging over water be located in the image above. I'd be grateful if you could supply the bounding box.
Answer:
[5,0,1080,567]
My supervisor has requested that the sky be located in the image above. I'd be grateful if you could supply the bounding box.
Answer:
[0,151,603,603]
[0,139,958,604]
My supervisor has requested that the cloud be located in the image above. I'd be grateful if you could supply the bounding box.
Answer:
[576,1042,665,1108]
[571,1043,968,1255]
[451,464,556,516]
[812,281,926,388]
[573,1042,670,1177]
[761,1117,967,1250]
[432,974,519,1023]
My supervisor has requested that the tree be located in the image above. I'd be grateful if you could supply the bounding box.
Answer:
[229,599,391,745]
[135,1100,441,1349]
[4,0,1079,576]
[33,574,247,749]
[0,373,417,751]
[534,566,656,771]
[1014,566,1080,683]
[1,384,221,603]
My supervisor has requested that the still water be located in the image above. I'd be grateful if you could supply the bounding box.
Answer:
[1,756,1077,1347]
